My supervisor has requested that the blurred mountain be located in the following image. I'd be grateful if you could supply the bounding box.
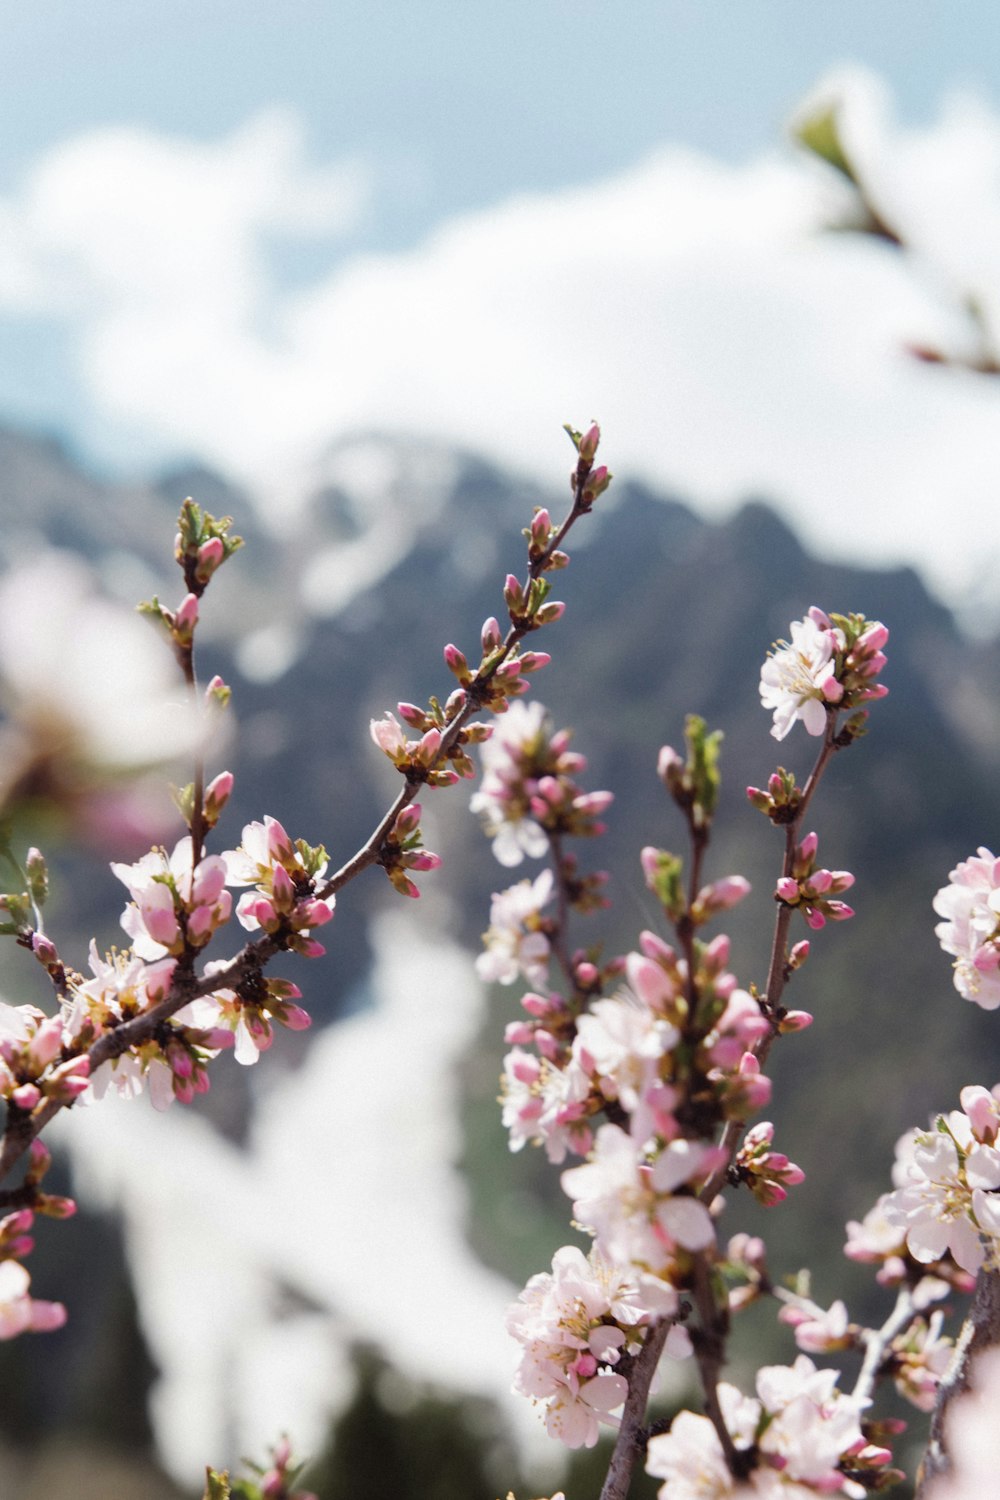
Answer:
[1,422,999,1492]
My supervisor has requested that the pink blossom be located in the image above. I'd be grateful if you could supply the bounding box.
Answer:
[562,1124,717,1271]
[778,1296,851,1354]
[476,870,554,986]
[507,1244,680,1449]
[934,847,1000,1009]
[759,614,839,741]
[882,1119,1000,1274]
[0,1260,66,1339]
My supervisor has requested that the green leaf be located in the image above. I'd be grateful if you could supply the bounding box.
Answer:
[792,101,859,186]
[202,1467,232,1500]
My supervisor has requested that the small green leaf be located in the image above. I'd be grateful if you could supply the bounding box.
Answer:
[792,101,859,186]
[202,1467,232,1500]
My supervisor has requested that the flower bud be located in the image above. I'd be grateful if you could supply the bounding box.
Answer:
[578,423,601,462]
[195,536,225,584]
[204,770,234,823]
[481,617,503,653]
[174,592,199,642]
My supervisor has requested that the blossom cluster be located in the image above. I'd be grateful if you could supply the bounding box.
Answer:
[473,608,975,1500]
[506,1245,689,1448]
[645,1355,890,1498]
[0,429,614,1363]
[759,609,888,742]
[470,701,612,867]
[933,847,1000,1010]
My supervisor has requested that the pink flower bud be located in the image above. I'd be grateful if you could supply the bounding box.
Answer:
[535,600,565,625]
[265,816,295,863]
[11,1083,41,1111]
[857,622,888,652]
[2,1210,34,1237]
[45,1055,91,1101]
[28,1016,64,1070]
[196,536,225,581]
[406,852,441,872]
[579,423,601,462]
[780,1009,813,1032]
[657,745,683,784]
[393,803,421,836]
[203,1028,235,1050]
[28,1300,67,1333]
[185,905,214,942]
[31,934,59,967]
[417,727,442,763]
[271,864,296,909]
[175,592,199,635]
[170,1047,194,1079]
[776,877,800,904]
[504,574,525,611]
[582,464,611,503]
[575,961,599,987]
[798,830,819,862]
[251,897,280,930]
[700,875,751,913]
[481,617,503,652]
[301,898,335,926]
[205,770,234,813]
[443,643,469,678]
[27,1140,51,1177]
[530,509,551,545]
[145,958,177,1002]
[277,1004,311,1031]
[40,1194,77,1219]
[144,900,181,947]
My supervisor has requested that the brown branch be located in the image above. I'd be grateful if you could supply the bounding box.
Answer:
[599,1316,672,1500]
[852,1284,917,1406]
[320,465,598,899]
[701,715,841,1203]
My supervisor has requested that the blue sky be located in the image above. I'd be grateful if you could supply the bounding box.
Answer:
[4,3,994,245]
[2,4,1000,621]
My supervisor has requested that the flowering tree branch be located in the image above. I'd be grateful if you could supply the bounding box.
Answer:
[0,422,610,1347]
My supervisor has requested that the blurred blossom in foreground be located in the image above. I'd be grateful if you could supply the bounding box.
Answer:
[0,553,207,847]
[927,1349,1000,1499]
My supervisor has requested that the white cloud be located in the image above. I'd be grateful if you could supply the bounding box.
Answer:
[2,76,1000,623]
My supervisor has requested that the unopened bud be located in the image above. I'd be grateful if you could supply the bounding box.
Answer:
[204,770,234,824]
[579,423,601,462]
[174,592,199,641]
[504,574,525,614]
[195,535,225,584]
